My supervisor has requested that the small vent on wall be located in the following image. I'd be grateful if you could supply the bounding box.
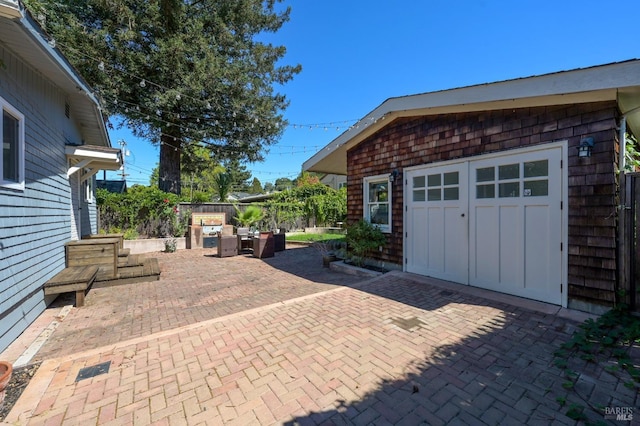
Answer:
[65,102,70,118]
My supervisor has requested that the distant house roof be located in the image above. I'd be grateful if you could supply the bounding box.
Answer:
[97,180,127,193]
[303,60,640,175]
[0,1,110,147]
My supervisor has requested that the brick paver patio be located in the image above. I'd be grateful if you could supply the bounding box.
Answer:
[2,246,637,425]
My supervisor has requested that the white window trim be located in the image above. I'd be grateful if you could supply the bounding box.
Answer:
[0,96,25,191]
[363,174,392,233]
[83,171,95,203]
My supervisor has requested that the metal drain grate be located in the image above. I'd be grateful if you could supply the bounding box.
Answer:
[75,361,111,382]
[391,316,425,331]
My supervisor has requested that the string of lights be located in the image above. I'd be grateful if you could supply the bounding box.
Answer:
[52,38,364,135]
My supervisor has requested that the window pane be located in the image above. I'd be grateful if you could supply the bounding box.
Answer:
[413,176,425,188]
[499,182,519,198]
[369,182,388,202]
[443,187,459,200]
[524,180,548,196]
[369,204,389,225]
[443,172,458,185]
[427,188,441,201]
[427,174,441,187]
[413,189,425,202]
[476,184,495,199]
[499,163,519,180]
[3,110,19,182]
[524,160,548,178]
[476,167,494,182]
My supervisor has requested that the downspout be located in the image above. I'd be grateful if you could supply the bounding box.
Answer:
[619,116,627,173]
[618,115,627,308]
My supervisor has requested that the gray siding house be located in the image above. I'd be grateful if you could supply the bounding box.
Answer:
[0,1,121,352]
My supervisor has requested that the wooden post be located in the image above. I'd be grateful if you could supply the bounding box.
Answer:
[618,173,630,307]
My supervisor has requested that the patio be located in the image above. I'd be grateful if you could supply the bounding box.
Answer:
[1,246,636,424]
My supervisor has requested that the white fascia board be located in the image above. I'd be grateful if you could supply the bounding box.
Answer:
[303,60,640,174]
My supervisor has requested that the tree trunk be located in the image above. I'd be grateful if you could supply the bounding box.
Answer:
[158,134,181,194]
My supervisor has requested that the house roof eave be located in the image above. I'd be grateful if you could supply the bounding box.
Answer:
[0,4,111,148]
[303,60,640,175]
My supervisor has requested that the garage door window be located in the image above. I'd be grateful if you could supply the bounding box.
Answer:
[413,172,459,202]
[364,175,391,233]
[475,160,549,199]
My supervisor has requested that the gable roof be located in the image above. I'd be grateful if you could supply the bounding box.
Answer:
[0,1,110,147]
[303,60,640,175]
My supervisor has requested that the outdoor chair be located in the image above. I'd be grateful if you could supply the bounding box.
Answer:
[237,227,253,253]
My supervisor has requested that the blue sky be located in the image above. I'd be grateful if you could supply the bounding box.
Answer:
[106,0,640,187]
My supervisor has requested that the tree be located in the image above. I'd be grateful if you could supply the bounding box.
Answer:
[263,182,275,193]
[25,0,301,194]
[249,177,263,194]
[296,171,321,186]
[181,144,224,200]
[213,172,232,202]
[223,158,252,192]
[274,177,294,191]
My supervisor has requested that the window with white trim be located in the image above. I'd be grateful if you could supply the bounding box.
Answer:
[83,171,95,203]
[363,174,391,233]
[1,97,25,190]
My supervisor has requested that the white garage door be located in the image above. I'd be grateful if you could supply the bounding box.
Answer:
[406,145,563,305]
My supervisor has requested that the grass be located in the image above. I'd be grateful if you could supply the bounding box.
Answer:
[285,232,345,243]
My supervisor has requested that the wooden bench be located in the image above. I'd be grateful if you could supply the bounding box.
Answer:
[66,238,120,279]
[44,265,98,307]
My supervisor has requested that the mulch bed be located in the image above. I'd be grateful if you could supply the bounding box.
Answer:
[0,363,40,422]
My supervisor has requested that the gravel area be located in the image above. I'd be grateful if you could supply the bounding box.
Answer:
[0,363,40,422]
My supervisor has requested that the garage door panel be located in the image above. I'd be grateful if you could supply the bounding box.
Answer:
[406,144,564,305]
[407,207,428,275]
[427,207,444,271]
[524,205,561,304]
[406,164,467,282]
[472,206,499,285]
[444,206,466,278]
[499,205,521,287]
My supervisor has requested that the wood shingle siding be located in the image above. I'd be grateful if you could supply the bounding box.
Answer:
[348,101,619,308]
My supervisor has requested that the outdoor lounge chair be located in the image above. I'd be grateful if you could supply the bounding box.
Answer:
[237,227,253,253]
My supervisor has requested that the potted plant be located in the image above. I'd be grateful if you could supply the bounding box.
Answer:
[234,205,264,231]
[0,361,12,408]
[312,239,339,267]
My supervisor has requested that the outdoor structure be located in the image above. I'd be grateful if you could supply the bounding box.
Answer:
[303,60,640,314]
[0,2,122,352]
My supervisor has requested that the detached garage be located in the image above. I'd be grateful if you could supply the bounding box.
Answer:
[303,60,640,314]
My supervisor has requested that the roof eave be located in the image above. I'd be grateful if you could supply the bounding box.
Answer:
[1,4,111,148]
[304,60,640,175]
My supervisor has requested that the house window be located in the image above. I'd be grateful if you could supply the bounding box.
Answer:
[363,174,391,233]
[83,171,94,203]
[1,97,25,190]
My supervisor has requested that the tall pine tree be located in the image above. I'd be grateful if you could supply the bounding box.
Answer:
[25,0,301,194]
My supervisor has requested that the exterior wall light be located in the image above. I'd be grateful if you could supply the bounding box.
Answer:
[578,137,594,157]
[389,169,400,182]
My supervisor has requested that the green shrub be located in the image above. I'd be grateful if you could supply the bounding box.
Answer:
[97,185,186,238]
[345,220,386,267]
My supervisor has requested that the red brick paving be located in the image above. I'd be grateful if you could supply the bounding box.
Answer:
[3,247,638,425]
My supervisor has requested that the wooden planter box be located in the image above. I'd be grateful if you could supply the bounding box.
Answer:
[273,233,285,252]
[253,232,275,259]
